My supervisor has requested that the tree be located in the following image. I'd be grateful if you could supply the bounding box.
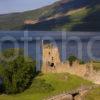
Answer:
[0,49,36,94]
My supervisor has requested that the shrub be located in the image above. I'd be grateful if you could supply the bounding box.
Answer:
[68,55,77,66]
[0,49,36,94]
[68,55,85,66]
[79,60,85,64]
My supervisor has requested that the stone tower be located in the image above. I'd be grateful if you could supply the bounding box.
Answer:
[42,43,61,73]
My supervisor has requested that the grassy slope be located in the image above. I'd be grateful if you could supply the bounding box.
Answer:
[84,86,100,100]
[0,3,55,30]
[0,0,100,31]
[55,7,91,31]
[23,0,100,31]
[0,73,92,100]
[25,4,100,31]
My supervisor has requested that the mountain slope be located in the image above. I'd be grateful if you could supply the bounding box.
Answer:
[0,3,56,30]
[0,0,100,31]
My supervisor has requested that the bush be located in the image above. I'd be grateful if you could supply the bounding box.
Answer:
[0,49,36,94]
[68,55,85,66]
[79,60,85,64]
[68,55,77,66]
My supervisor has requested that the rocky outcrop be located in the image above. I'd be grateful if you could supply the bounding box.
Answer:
[47,94,73,100]
[45,85,99,100]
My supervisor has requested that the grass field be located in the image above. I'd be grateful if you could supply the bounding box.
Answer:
[0,73,92,100]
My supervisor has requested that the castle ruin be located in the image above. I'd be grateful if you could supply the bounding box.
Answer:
[42,43,100,84]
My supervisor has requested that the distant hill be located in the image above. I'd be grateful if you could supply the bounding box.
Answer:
[0,0,100,31]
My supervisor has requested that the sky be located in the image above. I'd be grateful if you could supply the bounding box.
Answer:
[0,0,59,14]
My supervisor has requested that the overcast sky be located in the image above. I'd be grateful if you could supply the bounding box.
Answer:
[0,0,59,14]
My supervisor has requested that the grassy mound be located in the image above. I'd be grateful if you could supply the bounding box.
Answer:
[0,73,92,100]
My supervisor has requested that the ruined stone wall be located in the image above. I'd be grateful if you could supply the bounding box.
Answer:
[42,44,100,84]
[42,44,89,75]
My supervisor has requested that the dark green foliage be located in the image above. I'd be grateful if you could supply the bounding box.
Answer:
[68,55,85,66]
[0,49,36,94]
[79,60,85,65]
[68,55,78,66]
[0,48,23,58]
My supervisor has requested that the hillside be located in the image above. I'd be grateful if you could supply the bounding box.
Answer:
[84,86,100,100]
[0,73,92,100]
[0,0,100,31]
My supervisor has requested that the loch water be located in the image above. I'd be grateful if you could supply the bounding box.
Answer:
[0,31,100,62]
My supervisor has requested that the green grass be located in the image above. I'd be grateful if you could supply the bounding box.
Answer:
[83,86,100,100]
[0,73,92,100]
